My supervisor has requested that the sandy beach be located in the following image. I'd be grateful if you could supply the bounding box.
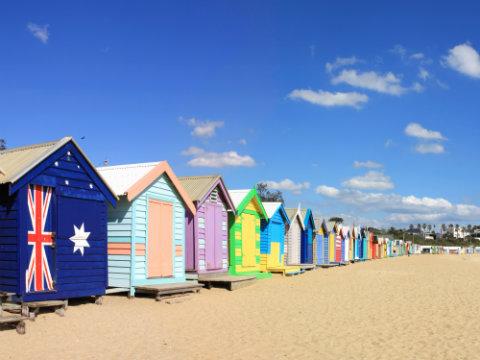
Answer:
[2,255,480,360]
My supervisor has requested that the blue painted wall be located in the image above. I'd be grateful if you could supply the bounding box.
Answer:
[260,208,286,260]
[301,210,314,264]
[0,186,18,293]
[0,142,113,302]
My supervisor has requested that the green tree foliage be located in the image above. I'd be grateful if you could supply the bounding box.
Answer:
[328,217,344,224]
[255,182,284,203]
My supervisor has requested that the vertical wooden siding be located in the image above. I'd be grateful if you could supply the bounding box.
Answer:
[132,174,186,285]
[286,217,301,265]
[228,198,261,275]
[0,186,18,293]
[195,189,228,273]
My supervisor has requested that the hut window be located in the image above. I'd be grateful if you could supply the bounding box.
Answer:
[210,189,218,202]
[65,180,69,185]
[198,218,205,229]
[54,161,59,167]
[222,221,227,231]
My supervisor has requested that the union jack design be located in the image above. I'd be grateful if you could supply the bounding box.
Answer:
[26,185,54,292]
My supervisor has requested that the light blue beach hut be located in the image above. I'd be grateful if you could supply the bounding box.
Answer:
[98,162,199,298]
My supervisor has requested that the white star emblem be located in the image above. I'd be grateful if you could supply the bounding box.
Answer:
[69,223,90,256]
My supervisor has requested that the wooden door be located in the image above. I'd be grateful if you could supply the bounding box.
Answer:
[268,222,282,268]
[205,203,223,270]
[147,199,173,278]
[241,213,256,267]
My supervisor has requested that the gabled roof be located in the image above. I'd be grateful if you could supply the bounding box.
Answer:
[228,189,267,219]
[300,208,316,230]
[98,161,195,215]
[341,226,350,239]
[178,174,235,212]
[0,137,117,204]
[285,207,306,231]
[0,137,70,184]
[314,218,328,234]
[262,202,290,225]
[327,221,339,233]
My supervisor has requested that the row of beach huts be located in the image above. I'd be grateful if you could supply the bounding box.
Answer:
[0,137,412,334]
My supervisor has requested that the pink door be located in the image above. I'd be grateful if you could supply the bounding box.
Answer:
[147,199,173,278]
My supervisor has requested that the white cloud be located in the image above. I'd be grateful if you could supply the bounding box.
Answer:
[264,179,310,195]
[405,123,446,141]
[390,44,407,58]
[315,186,480,224]
[415,143,445,154]
[443,43,480,79]
[411,82,425,93]
[181,146,204,156]
[418,67,430,80]
[384,139,394,148]
[410,52,425,60]
[331,69,407,96]
[315,185,340,197]
[353,160,383,169]
[342,171,394,190]
[288,89,368,108]
[182,147,255,168]
[325,56,361,73]
[185,118,224,138]
[27,23,49,44]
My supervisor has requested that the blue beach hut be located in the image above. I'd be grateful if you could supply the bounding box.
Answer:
[314,219,330,265]
[300,209,315,264]
[0,137,117,302]
[260,202,292,274]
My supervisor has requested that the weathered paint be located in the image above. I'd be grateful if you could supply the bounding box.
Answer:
[0,139,116,302]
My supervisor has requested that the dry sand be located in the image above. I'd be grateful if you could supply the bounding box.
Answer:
[2,255,480,360]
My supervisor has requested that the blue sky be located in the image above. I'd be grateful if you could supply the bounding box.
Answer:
[2,1,480,227]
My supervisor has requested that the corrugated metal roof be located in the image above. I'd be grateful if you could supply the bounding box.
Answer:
[178,175,220,202]
[228,189,251,209]
[285,208,298,222]
[300,209,307,220]
[262,202,282,219]
[97,162,160,196]
[0,137,71,184]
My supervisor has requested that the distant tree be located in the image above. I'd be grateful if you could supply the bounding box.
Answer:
[417,224,421,231]
[427,224,432,232]
[328,217,344,224]
[409,224,414,232]
[467,224,472,232]
[0,139,6,150]
[441,224,447,232]
[255,182,284,203]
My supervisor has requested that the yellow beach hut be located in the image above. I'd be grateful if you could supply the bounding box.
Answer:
[228,189,271,279]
